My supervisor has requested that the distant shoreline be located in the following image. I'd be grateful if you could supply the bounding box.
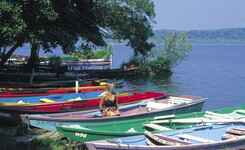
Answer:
[151,28,245,43]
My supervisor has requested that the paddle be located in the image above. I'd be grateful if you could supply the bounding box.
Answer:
[118,86,136,94]
[122,88,140,93]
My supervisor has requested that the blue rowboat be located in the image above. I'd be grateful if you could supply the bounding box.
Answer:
[85,122,245,150]
[0,89,122,103]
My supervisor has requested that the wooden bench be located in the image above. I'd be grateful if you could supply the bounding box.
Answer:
[146,101,172,110]
[154,114,176,120]
[144,123,172,131]
[168,96,193,104]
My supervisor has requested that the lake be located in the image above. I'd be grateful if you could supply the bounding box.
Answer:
[112,43,245,111]
[14,43,245,111]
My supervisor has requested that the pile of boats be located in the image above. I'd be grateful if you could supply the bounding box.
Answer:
[0,79,245,150]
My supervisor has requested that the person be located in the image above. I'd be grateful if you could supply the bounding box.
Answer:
[99,82,120,117]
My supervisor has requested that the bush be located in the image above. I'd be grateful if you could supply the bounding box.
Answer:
[48,56,62,65]
[15,123,30,136]
[121,31,192,75]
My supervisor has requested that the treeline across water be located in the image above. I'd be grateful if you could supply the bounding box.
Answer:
[152,28,245,43]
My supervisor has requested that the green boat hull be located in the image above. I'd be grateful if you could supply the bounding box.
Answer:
[56,104,245,143]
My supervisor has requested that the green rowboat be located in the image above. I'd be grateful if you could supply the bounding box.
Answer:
[56,105,245,143]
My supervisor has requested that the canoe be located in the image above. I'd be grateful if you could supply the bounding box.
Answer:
[85,122,245,150]
[144,104,245,130]
[61,60,111,67]
[0,88,119,103]
[22,95,206,132]
[0,71,93,83]
[0,80,122,93]
[0,88,124,106]
[0,86,106,98]
[52,105,245,143]
[3,92,167,123]
[0,85,106,92]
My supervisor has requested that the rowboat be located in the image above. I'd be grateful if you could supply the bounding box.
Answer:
[0,88,118,103]
[0,86,107,98]
[85,122,245,150]
[4,92,167,123]
[61,59,111,67]
[52,105,245,143]
[0,80,122,93]
[144,104,245,130]
[0,84,106,92]
[22,95,206,132]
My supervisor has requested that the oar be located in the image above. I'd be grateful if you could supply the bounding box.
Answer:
[118,86,136,94]
[164,94,174,97]
[124,88,140,93]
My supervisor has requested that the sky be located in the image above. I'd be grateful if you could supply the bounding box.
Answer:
[152,0,245,30]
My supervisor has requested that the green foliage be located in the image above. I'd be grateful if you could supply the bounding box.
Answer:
[68,44,94,59]
[121,55,150,73]
[15,123,30,136]
[96,0,155,55]
[122,31,192,75]
[0,1,26,47]
[94,45,113,59]
[151,31,192,71]
[149,57,170,73]
[67,44,113,60]
[1,0,155,64]
[17,138,63,150]
[48,56,62,65]
[60,56,77,61]
[0,136,17,150]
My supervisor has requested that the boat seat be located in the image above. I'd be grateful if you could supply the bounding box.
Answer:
[17,100,26,103]
[177,134,215,143]
[144,123,172,131]
[146,101,172,110]
[67,97,83,101]
[168,96,193,104]
[126,128,137,132]
[40,98,55,103]
[222,133,239,140]
[226,128,245,135]
[205,111,233,119]
[154,114,175,120]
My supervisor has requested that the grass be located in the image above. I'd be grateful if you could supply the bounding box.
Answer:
[0,123,88,150]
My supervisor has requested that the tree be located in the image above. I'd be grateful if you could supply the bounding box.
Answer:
[122,31,192,75]
[0,0,156,69]
[0,0,58,69]
[149,31,192,74]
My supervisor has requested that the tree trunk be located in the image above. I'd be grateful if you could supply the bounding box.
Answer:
[0,39,24,68]
[25,43,40,71]
[0,40,24,68]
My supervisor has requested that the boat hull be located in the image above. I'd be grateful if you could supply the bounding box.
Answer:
[24,95,206,132]
[85,123,245,150]
[54,104,245,143]
[3,92,166,123]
